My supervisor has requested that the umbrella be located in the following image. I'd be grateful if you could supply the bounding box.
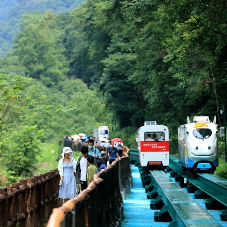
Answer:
[71,135,80,141]
[111,138,123,143]
[78,133,86,137]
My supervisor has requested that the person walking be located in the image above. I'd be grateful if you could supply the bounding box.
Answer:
[88,139,102,167]
[107,141,119,164]
[58,147,77,204]
[87,155,98,185]
[76,146,98,191]
[98,146,108,171]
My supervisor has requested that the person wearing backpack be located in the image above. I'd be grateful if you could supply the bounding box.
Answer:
[116,140,123,157]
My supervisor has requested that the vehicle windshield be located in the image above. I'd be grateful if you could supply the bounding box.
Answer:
[144,131,165,141]
[193,128,212,139]
[99,129,108,135]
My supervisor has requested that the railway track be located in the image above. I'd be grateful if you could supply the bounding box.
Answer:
[169,155,227,209]
[130,149,227,226]
[136,164,227,226]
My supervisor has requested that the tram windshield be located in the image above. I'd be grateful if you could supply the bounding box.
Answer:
[144,132,165,141]
[193,128,212,139]
[99,129,109,135]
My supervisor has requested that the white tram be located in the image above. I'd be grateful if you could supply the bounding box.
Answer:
[178,116,218,173]
[138,121,169,170]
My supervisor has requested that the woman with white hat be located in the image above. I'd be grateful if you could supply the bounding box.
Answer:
[58,147,77,203]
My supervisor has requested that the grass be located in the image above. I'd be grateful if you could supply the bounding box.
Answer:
[35,143,227,179]
[33,142,82,176]
[37,143,60,163]
[33,143,60,175]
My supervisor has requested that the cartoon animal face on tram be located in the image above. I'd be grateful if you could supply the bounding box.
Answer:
[178,116,218,173]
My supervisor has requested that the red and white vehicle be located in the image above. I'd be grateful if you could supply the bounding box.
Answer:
[138,121,169,170]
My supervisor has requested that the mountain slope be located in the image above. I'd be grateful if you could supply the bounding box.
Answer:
[0,0,84,56]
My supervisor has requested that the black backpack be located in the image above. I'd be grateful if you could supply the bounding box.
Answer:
[117,143,122,151]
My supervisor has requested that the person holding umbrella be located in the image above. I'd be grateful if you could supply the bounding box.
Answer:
[107,141,119,164]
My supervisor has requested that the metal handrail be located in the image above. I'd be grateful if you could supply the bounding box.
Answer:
[46,147,131,227]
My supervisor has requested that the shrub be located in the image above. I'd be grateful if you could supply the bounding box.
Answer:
[1,125,44,178]
[215,158,227,179]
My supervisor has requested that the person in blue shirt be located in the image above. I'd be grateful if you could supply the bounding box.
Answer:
[98,146,108,171]
[108,141,119,164]
[88,139,102,167]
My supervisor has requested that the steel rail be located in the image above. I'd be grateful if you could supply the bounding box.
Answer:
[129,149,227,207]
[169,155,227,207]
[150,170,222,226]
[129,150,227,224]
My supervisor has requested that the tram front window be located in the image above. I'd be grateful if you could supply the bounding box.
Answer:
[99,129,108,135]
[144,132,165,141]
[193,128,212,139]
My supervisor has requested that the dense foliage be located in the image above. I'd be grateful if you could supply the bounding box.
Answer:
[0,71,111,185]
[57,0,227,145]
[1,0,227,184]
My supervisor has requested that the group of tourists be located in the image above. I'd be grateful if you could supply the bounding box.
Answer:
[58,138,123,203]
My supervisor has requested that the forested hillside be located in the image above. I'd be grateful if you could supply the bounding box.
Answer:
[0,71,111,184]
[0,0,84,55]
[1,0,227,185]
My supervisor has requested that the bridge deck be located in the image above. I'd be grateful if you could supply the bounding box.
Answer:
[122,165,169,226]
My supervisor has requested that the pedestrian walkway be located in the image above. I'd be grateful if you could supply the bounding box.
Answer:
[122,165,169,226]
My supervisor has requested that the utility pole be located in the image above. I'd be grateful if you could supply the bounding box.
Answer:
[221,104,227,162]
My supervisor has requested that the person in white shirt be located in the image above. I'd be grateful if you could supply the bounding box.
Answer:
[75,146,98,192]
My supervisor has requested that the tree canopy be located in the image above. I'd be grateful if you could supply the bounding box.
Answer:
[1,0,227,184]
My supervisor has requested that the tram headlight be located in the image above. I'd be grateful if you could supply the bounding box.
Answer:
[195,146,198,150]
[208,146,211,150]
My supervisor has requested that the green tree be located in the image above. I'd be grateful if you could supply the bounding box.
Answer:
[1,126,43,177]
[14,11,69,86]
[0,74,31,131]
